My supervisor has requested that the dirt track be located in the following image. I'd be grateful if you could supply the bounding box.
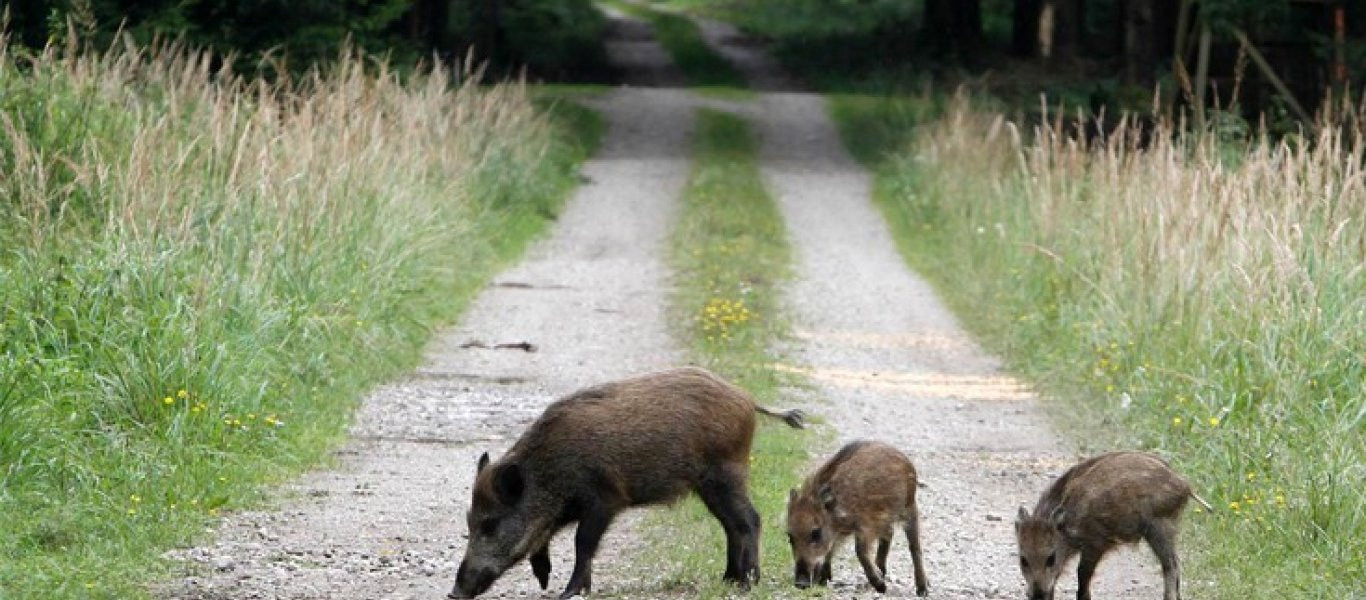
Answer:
[168,7,1168,600]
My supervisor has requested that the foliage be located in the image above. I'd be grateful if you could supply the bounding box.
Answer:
[686,0,921,90]
[1200,0,1291,34]
[6,0,611,80]
[13,0,416,69]
[0,37,598,599]
[501,0,610,81]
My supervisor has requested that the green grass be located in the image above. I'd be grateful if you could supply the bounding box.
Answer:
[600,0,750,97]
[0,41,600,599]
[638,109,813,597]
[828,95,1365,599]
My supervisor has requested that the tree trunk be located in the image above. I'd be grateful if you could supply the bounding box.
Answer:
[924,0,983,58]
[1123,0,1157,83]
[1013,0,1042,57]
[1052,0,1083,60]
[956,0,984,55]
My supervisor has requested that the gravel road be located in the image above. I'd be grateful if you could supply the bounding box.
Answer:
[167,8,1177,600]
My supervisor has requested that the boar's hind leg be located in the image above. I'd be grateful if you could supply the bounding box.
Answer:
[560,508,614,599]
[904,514,929,596]
[697,465,761,587]
[1144,519,1182,600]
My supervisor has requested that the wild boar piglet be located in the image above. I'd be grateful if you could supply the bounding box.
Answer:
[786,440,928,596]
[1015,451,1210,600]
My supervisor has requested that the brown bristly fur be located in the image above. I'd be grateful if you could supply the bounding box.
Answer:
[452,367,803,600]
[786,441,928,596]
[1015,452,1199,600]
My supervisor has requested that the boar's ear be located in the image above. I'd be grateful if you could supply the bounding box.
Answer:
[493,462,525,505]
[1049,506,1067,530]
[1016,506,1031,527]
[818,484,837,512]
[477,452,490,474]
[788,488,799,505]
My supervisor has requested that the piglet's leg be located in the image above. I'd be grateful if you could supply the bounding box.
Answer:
[855,534,887,593]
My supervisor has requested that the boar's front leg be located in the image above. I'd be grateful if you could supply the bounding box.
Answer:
[560,507,613,599]
[530,543,551,590]
[855,534,887,593]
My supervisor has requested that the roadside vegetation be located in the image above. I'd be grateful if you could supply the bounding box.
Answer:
[603,0,749,94]
[651,109,810,596]
[854,97,1364,599]
[0,38,600,599]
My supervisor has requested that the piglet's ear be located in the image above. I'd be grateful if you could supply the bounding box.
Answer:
[818,484,837,512]
[494,462,525,505]
[788,488,799,505]
[476,452,490,474]
[1049,506,1067,530]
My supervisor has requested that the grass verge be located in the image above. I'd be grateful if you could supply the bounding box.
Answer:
[0,40,601,599]
[642,109,810,597]
[830,94,1365,599]
[600,0,749,97]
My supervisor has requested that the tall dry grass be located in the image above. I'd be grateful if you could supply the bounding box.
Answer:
[0,36,589,598]
[875,96,1365,598]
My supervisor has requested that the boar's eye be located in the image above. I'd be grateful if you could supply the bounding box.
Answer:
[809,527,822,543]
[1019,556,1029,570]
[480,518,499,537]
[1045,552,1057,568]
[787,532,795,544]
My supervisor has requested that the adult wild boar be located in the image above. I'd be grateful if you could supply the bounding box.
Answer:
[450,367,805,599]
[1014,451,1211,600]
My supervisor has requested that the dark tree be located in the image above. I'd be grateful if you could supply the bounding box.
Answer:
[923,0,984,59]
[1013,0,1042,57]
[1122,0,1158,83]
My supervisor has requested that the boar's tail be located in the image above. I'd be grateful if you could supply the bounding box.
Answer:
[1189,491,1213,512]
[755,405,806,429]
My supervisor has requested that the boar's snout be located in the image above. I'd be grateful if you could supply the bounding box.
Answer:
[451,559,497,599]
[792,558,822,589]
